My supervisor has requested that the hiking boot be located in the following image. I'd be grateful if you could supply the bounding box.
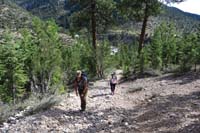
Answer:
[80,109,85,112]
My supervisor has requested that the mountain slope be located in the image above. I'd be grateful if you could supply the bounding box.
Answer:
[14,0,69,28]
[158,6,200,33]
[0,0,32,31]
[13,0,200,34]
[0,0,73,44]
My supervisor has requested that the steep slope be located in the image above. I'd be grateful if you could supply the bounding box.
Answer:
[13,0,200,33]
[0,0,32,31]
[158,6,200,33]
[0,0,73,44]
[14,0,69,28]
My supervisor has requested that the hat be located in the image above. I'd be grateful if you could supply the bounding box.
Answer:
[76,70,82,75]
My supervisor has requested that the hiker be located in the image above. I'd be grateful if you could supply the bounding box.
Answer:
[74,70,88,111]
[109,72,118,95]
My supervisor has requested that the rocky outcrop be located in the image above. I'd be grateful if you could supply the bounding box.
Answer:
[0,2,31,30]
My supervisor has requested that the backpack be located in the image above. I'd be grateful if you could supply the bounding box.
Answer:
[110,76,117,84]
[81,72,88,83]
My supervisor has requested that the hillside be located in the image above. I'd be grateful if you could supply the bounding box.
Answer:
[14,0,69,28]
[0,0,32,32]
[12,0,200,33]
[158,6,200,33]
[0,0,73,44]
[1,72,200,132]
[7,0,199,45]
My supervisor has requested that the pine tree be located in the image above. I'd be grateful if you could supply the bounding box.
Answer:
[31,18,63,94]
[159,22,177,68]
[119,0,162,55]
[177,34,195,72]
[69,0,116,77]
[19,18,63,94]
[0,31,28,103]
[149,28,162,69]
[118,44,138,73]
[194,25,200,71]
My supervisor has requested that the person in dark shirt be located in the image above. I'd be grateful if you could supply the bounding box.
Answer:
[74,70,88,111]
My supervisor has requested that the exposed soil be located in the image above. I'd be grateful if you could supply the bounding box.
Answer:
[1,72,200,133]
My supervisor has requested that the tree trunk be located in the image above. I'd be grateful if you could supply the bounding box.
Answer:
[11,72,16,104]
[13,85,16,104]
[91,0,97,50]
[138,6,148,55]
[138,4,149,74]
[194,63,197,72]
[91,0,102,77]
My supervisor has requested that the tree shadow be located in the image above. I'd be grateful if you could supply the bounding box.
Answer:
[81,91,200,132]
[177,120,200,133]
[156,72,200,85]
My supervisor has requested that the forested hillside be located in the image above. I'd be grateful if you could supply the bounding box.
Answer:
[12,0,200,33]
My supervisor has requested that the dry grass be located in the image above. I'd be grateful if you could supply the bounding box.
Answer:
[0,95,62,124]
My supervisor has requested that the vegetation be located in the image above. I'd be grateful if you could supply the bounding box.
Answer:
[0,18,63,103]
[68,0,117,77]
[0,17,114,103]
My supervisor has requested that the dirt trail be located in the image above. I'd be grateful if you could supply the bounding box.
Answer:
[1,73,200,133]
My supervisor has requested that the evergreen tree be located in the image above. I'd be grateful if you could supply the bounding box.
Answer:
[148,28,162,69]
[69,0,116,77]
[159,22,177,67]
[177,34,195,72]
[117,44,138,73]
[119,0,162,55]
[194,25,200,71]
[0,31,28,103]
[30,18,63,94]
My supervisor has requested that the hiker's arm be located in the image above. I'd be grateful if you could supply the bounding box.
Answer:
[116,76,118,84]
[74,80,78,96]
[82,80,88,95]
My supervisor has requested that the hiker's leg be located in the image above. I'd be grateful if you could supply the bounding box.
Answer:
[110,83,112,93]
[110,84,114,95]
[80,96,85,110]
[113,84,116,94]
[78,90,83,110]
[81,90,87,111]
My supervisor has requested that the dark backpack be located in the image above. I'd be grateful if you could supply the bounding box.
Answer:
[81,72,88,82]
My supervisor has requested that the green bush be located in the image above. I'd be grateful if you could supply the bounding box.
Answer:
[0,31,28,103]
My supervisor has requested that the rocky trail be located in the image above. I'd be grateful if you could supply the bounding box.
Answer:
[1,72,200,133]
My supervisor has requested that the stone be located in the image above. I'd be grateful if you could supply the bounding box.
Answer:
[3,123,9,128]
[110,130,115,133]
[63,128,69,133]
[8,117,16,121]
[169,113,177,118]
[15,112,24,119]
[124,122,129,126]
[160,80,167,86]
[97,112,104,116]
[8,117,16,124]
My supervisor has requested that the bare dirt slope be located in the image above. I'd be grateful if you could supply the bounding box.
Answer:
[1,72,200,133]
